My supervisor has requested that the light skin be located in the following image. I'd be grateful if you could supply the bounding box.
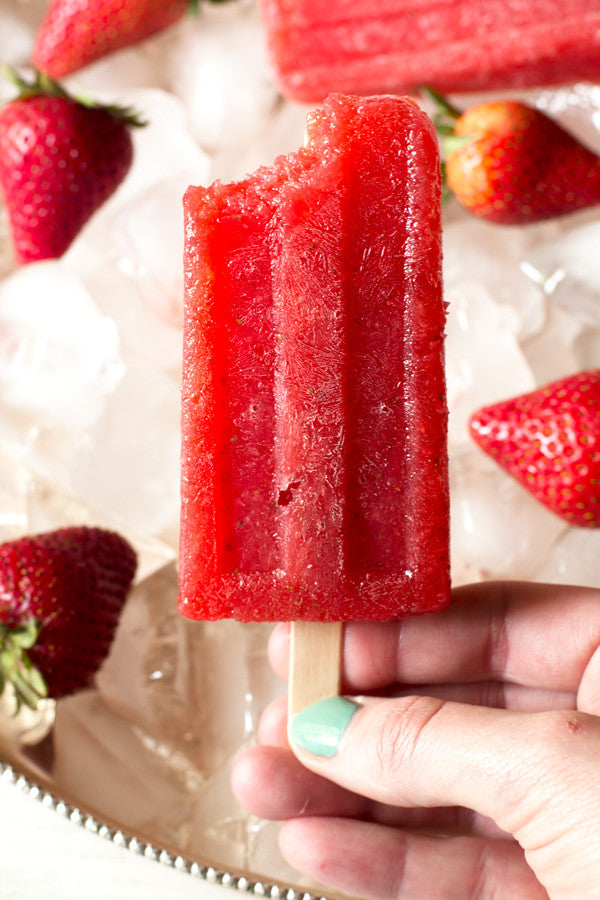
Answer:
[231,581,600,899]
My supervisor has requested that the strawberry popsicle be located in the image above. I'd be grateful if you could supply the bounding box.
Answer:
[258,0,600,103]
[179,92,450,623]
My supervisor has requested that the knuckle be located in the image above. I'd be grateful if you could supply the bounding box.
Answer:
[373,695,445,776]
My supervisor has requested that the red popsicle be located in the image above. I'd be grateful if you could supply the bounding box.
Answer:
[179,93,449,624]
[258,0,600,103]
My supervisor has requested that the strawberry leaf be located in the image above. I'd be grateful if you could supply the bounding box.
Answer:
[0,620,49,713]
[2,66,147,129]
[421,86,462,127]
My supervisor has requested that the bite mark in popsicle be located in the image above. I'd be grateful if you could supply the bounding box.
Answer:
[179,92,450,625]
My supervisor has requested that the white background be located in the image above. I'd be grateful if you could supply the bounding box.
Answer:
[0,775,236,900]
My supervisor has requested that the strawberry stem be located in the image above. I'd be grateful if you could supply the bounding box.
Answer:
[421,86,463,122]
[440,161,453,205]
[421,86,474,157]
[420,87,474,197]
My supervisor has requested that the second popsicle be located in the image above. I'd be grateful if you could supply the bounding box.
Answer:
[258,0,600,103]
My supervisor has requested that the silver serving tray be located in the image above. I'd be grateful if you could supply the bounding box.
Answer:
[0,561,338,900]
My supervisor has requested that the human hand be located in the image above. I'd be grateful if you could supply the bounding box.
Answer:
[231,581,600,899]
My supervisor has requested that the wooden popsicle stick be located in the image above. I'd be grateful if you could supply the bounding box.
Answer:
[288,620,343,720]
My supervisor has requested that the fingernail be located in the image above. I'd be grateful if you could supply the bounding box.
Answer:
[289,696,360,757]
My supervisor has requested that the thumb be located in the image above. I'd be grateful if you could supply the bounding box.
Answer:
[288,694,600,853]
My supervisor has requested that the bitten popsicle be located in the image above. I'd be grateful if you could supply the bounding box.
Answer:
[179,93,450,626]
[258,0,600,103]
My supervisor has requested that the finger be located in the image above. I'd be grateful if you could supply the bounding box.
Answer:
[257,684,576,756]
[269,582,600,692]
[390,681,576,712]
[231,744,505,838]
[268,623,290,679]
[256,694,289,746]
[288,693,600,861]
[279,817,548,900]
[231,745,364,820]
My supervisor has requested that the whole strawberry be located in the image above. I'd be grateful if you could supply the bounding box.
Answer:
[0,526,137,709]
[0,69,143,264]
[427,89,600,224]
[33,0,190,78]
[469,371,600,527]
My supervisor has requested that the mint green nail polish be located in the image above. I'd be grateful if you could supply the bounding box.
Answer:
[289,696,359,757]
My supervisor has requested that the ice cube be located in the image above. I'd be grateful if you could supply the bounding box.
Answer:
[534,527,600,588]
[0,447,30,541]
[123,89,211,196]
[69,364,180,539]
[65,249,183,377]
[573,322,600,371]
[521,217,600,326]
[533,83,600,156]
[61,91,209,359]
[0,263,123,431]
[166,5,278,159]
[443,218,546,339]
[96,565,194,749]
[108,175,192,331]
[445,280,536,446]
[520,302,582,386]
[224,97,310,182]
[62,23,186,97]
[450,446,566,579]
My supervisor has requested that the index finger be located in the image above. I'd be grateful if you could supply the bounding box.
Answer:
[269,581,600,693]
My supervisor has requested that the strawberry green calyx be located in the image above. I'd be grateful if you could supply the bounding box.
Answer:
[188,0,233,10]
[422,86,461,132]
[2,66,146,128]
[0,619,48,713]
[421,87,472,205]
[421,87,473,153]
[1,65,70,101]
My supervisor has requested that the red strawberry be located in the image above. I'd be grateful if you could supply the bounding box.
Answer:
[0,69,143,264]
[0,526,137,709]
[426,89,600,224]
[33,0,190,79]
[469,370,600,527]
